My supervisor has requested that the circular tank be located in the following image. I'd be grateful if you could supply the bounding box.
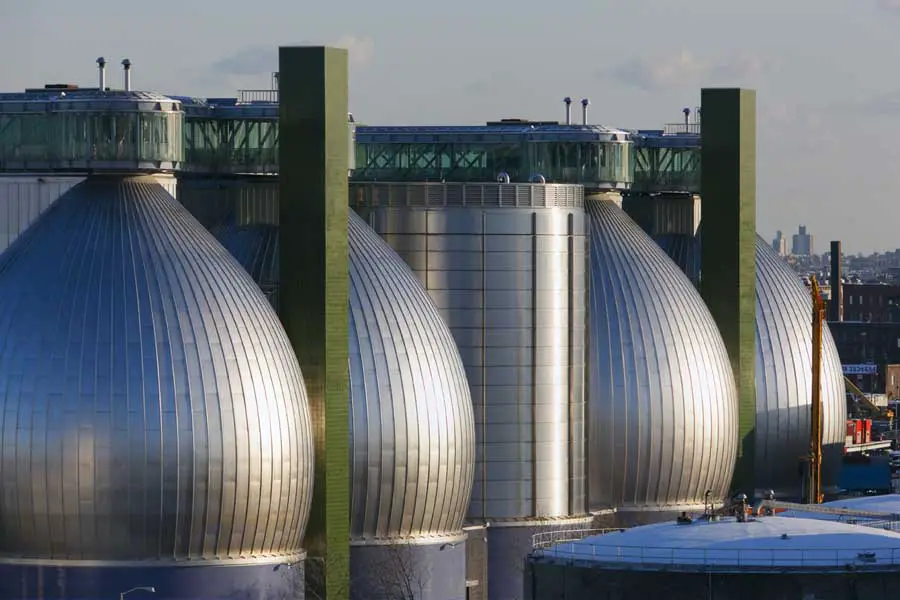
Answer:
[0,176,314,563]
[527,516,900,599]
[754,236,846,497]
[586,197,739,513]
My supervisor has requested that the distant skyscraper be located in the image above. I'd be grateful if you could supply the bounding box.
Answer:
[772,230,788,256]
[791,224,814,256]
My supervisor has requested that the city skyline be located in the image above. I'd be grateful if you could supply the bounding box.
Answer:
[2,0,898,252]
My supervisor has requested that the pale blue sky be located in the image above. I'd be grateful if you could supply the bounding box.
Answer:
[2,0,899,252]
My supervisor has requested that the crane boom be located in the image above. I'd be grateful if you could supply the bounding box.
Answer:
[807,275,825,504]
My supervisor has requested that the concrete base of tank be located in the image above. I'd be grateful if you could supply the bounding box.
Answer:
[350,533,467,600]
[524,562,900,600]
[0,556,305,599]
[482,516,594,600]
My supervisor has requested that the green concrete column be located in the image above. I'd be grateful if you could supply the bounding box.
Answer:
[278,46,350,599]
[700,88,757,496]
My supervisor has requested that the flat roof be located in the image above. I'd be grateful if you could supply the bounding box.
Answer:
[782,494,900,523]
[533,516,900,572]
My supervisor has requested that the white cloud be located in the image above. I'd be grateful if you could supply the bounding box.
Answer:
[210,35,374,78]
[878,0,900,11]
[605,50,772,91]
[332,35,374,68]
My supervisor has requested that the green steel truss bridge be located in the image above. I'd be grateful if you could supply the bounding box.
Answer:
[0,85,700,193]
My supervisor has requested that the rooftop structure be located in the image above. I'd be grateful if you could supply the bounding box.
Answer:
[532,516,900,571]
[352,121,633,191]
[0,59,183,173]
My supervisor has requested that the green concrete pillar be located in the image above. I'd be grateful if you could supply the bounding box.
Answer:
[278,46,350,599]
[699,88,757,496]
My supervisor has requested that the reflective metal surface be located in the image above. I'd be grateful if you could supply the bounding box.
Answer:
[0,175,178,255]
[755,236,846,497]
[653,233,701,287]
[181,181,476,541]
[0,176,314,561]
[586,198,739,511]
[215,223,279,309]
[347,210,475,540]
[351,181,588,522]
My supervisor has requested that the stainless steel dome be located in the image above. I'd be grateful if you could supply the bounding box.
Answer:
[210,211,476,540]
[0,177,314,561]
[214,223,279,309]
[348,211,475,540]
[755,236,846,497]
[587,198,739,511]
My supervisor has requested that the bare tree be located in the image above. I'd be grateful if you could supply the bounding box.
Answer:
[305,554,352,600]
[353,542,430,600]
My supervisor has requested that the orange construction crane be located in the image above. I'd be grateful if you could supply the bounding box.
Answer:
[806,275,825,504]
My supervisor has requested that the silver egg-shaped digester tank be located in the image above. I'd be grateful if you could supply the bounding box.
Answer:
[586,195,739,522]
[180,184,478,600]
[0,177,314,599]
[347,210,476,599]
[754,236,846,498]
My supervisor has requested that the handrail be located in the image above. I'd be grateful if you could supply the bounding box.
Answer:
[532,543,900,570]
[531,528,624,549]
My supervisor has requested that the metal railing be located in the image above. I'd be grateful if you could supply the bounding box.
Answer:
[238,89,279,103]
[532,528,623,549]
[532,542,900,571]
[663,123,701,135]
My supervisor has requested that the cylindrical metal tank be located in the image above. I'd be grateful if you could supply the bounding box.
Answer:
[179,179,478,600]
[755,236,846,498]
[0,176,313,600]
[351,181,592,600]
[585,196,739,519]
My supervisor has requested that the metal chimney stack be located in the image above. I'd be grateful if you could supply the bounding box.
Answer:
[96,57,107,91]
[581,98,590,125]
[564,97,572,125]
[122,59,132,91]
[829,240,843,322]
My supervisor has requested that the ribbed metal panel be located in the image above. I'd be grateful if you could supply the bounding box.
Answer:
[586,199,739,511]
[0,175,179,256]
[755,236,846,497]
[0,176,314,561]
[347,210,475,540]
[654,233,701,287]
[215,224,279,309]
[352,181,588,522]
[184,184,476,542]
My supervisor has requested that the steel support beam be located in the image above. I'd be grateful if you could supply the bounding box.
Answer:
[278,45,350,600]
[700,88,757,496]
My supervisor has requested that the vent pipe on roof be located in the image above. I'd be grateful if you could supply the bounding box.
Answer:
[564,97,572,125]
[122,59,132,91]
[96,57,107,91]
[581,98,590,125]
